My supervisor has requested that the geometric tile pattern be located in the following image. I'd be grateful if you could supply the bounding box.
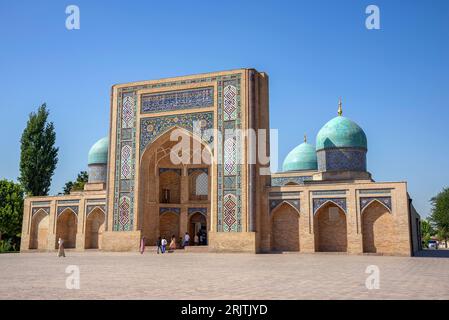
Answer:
[140,112,214,153]
[195,172,208,196]
[360,196,392,213]
[313,198,347,215]
[31,207,50,216]
[120,144,132,180]
[141,87,214,114]
[159,207,181,215]
[224,136,237,175]
[113,73,243,233]
[223,193,237,232]
[86,205,106,217]
[188,207,207,216]
[223,85,237,120]
[271,176,313,187]
[57,205,79,216]
[269,199,300,214]
[122,95,134,128]
[118,196,131,230]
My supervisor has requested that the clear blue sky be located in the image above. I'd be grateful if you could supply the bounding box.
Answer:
[0,0,448,217]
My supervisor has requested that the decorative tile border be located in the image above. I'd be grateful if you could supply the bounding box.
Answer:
[31,201,51,206]
[56,199,80,204]
[269,199,300,214]
[32,207,50,216]
[313,198,347,215]
[141,87,214,114]
[159,207,181,215]
[188,207,207,216]
[359,189,392,195]
[57,205,79,216]
[140,112,214,153]
[159,168,182,175]
[312,190,347,196]
[360,196,392,213]
[86,205,106,217]
[113,73,243,233]
[187,168,208,175]
[271,176,313,187]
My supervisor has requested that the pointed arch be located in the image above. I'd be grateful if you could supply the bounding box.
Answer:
[271,202,300,252]
[270,200,300,216]
[361,198,392,215]
[313,199,347,215]
[56,208,78,249]
[29,209,50,250]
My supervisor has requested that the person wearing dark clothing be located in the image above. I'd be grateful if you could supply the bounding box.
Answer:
[156,236,162,254]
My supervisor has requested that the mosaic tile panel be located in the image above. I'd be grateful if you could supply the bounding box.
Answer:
[140,112,214,153]
[113,73,243,233]
[270,176,313,187]
[223,193,237,232]
[188,207,207,216]
[187,168,208,175]
[224,136,237,176]
[159,168,182,175]
[317,149,366,172]
[32,207,50,216]
[359,189,391,194]
[57,205,79,216]
[120,144,132,179]
[141,87,214,114]
[118,195,131,230]
[159,207,180,215]
[122,94,135,128]
[86,205,106,217]
[223,85,237,120]
[313,198,347,215]
[360,196,392,212]
[269,199,300,214]
[312,190,346,196]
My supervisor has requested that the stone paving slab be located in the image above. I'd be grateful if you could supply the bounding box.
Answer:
[0,251,448,300]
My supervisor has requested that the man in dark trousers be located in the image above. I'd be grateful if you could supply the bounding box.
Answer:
[156,236,162,254]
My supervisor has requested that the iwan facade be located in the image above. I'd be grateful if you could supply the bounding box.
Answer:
[20,69,422,256]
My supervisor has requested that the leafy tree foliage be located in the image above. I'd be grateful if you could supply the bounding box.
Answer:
[63,171,89,195]
[0,180,24,251]
[19,104,58,196]
[430,187,449,248]
[420,219,435,247]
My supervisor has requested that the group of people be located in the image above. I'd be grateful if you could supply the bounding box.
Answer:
[139,231,207,254]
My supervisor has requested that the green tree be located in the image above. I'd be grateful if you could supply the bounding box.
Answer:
[19,104,58,196]
[429,187,449,248]
[63,171,89,195]
[0,180,24,251]
[421,219,435,247]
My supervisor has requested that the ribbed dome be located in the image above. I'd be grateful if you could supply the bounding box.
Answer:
[88,137,109,165]
[316,116,367,151]
[283,141,318,171]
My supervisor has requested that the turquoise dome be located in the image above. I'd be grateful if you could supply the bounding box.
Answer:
[88,137,109,165]
[283,142,318,171]
[316,116,367,151]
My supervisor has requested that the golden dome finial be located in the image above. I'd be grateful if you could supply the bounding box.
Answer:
[338,97,343,116]
[304,134,307,143]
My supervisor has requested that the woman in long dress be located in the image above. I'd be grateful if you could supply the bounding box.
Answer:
[140,236,146,254]
[58,238,65,258]
[169,235,177,252]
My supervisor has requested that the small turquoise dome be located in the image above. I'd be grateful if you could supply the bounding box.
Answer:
[283,141,318,171]
[88,137,109,165]
[316,116,367,151]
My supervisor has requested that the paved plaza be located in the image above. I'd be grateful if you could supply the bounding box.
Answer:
[1,250,449,300]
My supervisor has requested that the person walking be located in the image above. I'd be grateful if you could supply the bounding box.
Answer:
[178,236,184,249]
[161,237,167,254]
[156,236,162,254]
[57,237,65,258]
[194,233,199,246]
[169,235,177,252]
[140,236,146,254]
[184,232,190,247]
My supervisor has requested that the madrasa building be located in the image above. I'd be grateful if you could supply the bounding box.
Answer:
[20,69,422,256]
